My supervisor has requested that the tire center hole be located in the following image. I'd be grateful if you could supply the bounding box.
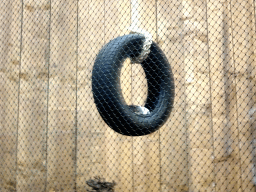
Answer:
[121,58,148,108]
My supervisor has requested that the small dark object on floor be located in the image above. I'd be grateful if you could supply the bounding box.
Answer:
[86,176,116,192]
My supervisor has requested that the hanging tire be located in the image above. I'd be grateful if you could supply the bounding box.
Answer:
[92,34,175,136]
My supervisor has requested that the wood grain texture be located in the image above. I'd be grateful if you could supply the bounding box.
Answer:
[47,0,77,191]
[0,0,21,191]
[16,0,50,191]
[0,1,255,191]
[77,0,106,191]
[231,0,256,191]
[157,0,189,191]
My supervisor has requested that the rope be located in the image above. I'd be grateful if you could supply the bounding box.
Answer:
[129,26,153,63]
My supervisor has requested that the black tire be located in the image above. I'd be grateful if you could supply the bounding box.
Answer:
[92,34,175,136]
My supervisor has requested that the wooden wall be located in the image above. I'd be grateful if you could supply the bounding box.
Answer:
[0,0,255,191]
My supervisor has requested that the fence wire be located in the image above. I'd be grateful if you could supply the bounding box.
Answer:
[0,0,255,192]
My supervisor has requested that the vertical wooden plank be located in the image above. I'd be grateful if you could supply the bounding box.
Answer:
[251,1,256,187]
[76,0,106,191]
[0,0,21,191]
[231,0,256,191]
[104,1,119,187]
[0,0,8,190]
[0,3,12,189]
[207,0,242,191]
[16,0,50,191]
[181,0,215,191]
[77,1,90,190]
[104,1,133,191]
[207,1,228,190]
[47,0,77,191]
[157,0,189,191]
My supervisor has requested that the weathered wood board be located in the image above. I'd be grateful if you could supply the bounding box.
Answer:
[0,0,255,191]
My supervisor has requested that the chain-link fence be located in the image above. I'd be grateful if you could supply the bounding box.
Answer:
[0,0,255,191]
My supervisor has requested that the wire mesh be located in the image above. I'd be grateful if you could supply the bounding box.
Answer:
[0,0,255,191]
